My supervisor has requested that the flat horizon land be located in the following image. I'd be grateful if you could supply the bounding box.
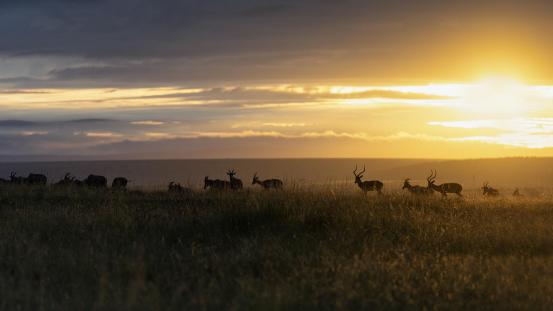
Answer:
[1,157,553,189]
[2,184,553,309]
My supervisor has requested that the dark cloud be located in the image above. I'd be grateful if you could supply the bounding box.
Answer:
[0,120,39,127]
[1,0,553,86]
[0,118,113,128]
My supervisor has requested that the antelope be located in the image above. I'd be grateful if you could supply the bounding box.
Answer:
[55,173,83,186]
[26,173,47,185]
[427,170,463,197]
[353,165,383,195]
[84,174,108,188]
[403,177,433,196]
[513,188,524,197]
[169,181,192,194]
[10,172,25,184]
[112,177,128,189]
[227,169,243,190]
[252,173,283,190]
[204,176,231,190]
[482,182,499,197]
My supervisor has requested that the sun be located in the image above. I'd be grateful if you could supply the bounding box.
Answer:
[458,76,530,117]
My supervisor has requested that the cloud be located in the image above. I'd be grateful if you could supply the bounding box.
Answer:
[106,86,453,108]
[19,131,48,136]
[82,132,123,138]
[261,122,309,128]
[0,118,113,128]
[0,85,454,113]
[2,1,552,87]
[0,120,39,127]
[130,120,165,126]
[429,118,553,148]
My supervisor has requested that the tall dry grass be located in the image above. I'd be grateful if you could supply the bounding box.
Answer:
[1,185,553,310]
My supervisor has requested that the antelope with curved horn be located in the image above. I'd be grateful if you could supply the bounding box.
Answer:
[252,173,283,190]
[353,165,383,195]
[482,182,499,197]
[402,173,433,196]
[55,173,83,186]
[204,176,231,190]
[427,170,463,197]
[227,169,243,190]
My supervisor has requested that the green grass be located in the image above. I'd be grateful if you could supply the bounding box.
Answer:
[1,185,553,310]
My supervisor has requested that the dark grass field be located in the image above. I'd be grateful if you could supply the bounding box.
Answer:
[2,185,553,310]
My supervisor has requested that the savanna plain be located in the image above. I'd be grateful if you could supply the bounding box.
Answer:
[2,184,553,310]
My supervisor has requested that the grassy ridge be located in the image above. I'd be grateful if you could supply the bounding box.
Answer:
[1,186,553,310]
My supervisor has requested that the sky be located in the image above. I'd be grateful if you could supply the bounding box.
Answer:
[2,0,553,159]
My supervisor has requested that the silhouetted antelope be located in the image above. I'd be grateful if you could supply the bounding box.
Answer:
[403,178,433,195]
[84,175,108,188]
[513,188,523,197]
[252,173,283,190]
[112,177,128,190]
[427,170,463,197]
[353,165,383,195]
[482,182,499,197]
[168,181,192,194]
[10,172,25,184]
[55,173,83,186]
[227,169,243,190]
[204,176,231,190]
[26,173,47,185]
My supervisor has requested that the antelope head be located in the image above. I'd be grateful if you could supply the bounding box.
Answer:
[227,169,236,178]
[427,169,437,187]
[63,173,74,181]
[481,182,489,191]
[252,172,260,185]
[353,165,366,184]
[402,178,411,189]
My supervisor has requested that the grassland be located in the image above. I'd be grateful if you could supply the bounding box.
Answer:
[1,185,553,310]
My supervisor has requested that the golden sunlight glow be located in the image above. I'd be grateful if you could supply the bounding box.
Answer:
[457,76,531,117]
[3,78,553,155]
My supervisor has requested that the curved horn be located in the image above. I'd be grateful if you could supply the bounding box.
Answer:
[359,165,366,175]
[353,165,358,175]
[427,170,434,182]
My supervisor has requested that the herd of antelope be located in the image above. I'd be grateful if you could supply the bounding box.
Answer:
[0,169,284,192]
[0,172,126,189]
[354,165,515,198]
[203,169,283,191]
[0,166,517,197]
